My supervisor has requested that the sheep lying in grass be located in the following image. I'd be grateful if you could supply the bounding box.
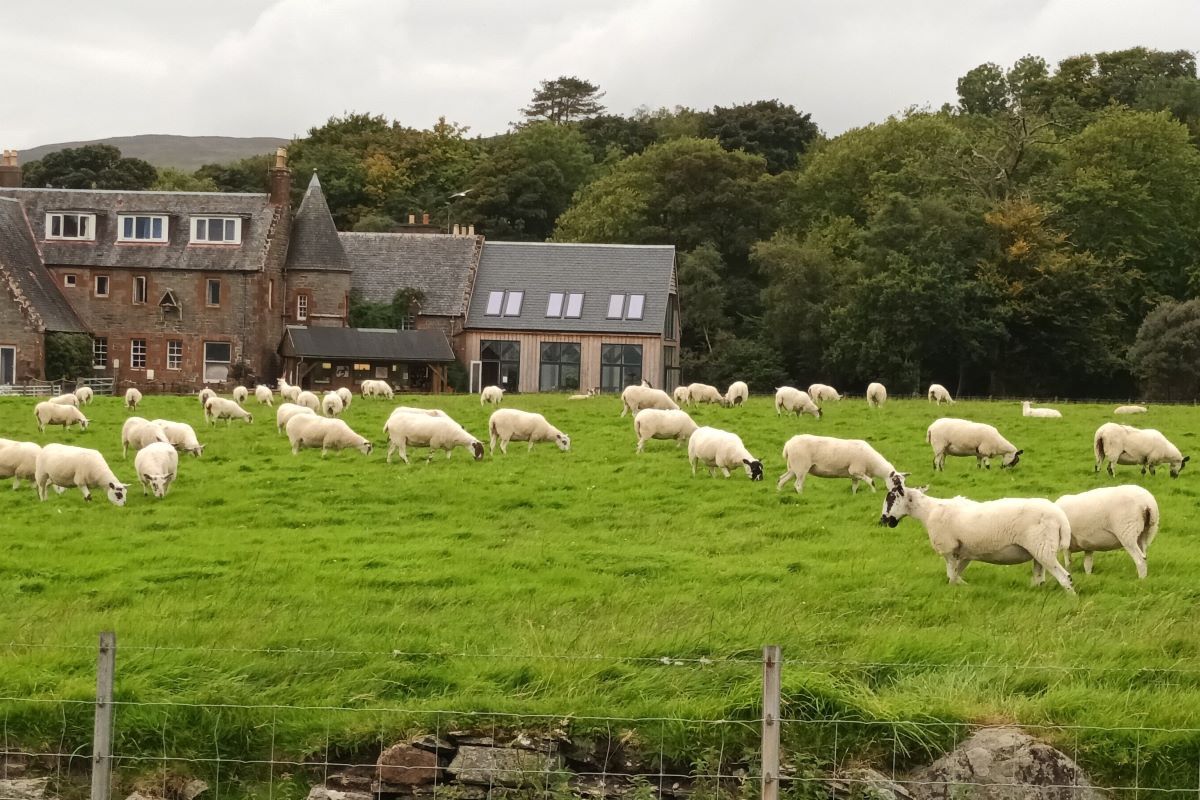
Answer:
[633,409,698,453]
[149,419,205,457]
[74,386,93,405]
[204,397,253,426]
[777,434,901,494]
[0,439,40,489]
[134,442,178,498]
[255,385,274,406]
[1114,405,1147,415]
[295,390,320,412]
[35,444,127,505]
[1055,485,1159,579]
[926,418,1022,471]
[687,426,763,480]
[124,387,142,410]
[808,383,841,403]
[725,381,749,407]
[928,384,954,404]
[384,413,485,464]
[568,389,597,400]
[488,409,570,454]
[866,382,887,408]
[672,385,690,405]
[879,478,1074,594]
[1093,423,1188,478]
[49,392,78,406]
[1022,401,1062,418]
[232,386,249,404]
[34,401,88,433]
[276,402,316,433]
[774,387,821,419]
[121,416,169,458]
[278,379,301,402]
[620,384,678,417]
[360,379,393,399]
[336,387,353,410]
[685,383,724,407]
[480,385,505,405]
[322,392,344,417]
[286,415,373,457]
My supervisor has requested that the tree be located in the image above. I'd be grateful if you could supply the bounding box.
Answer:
[22,145,156,190]
[700,100,820,173]
[352,213,397,232]
[152,168,218,192]
[676,245,732,354]
[521,76,606,124]
[195,154,272,193]
[348,288,424,328]
[957,62,1012,116]
[576,114,660,162]
[44,333,93,381]
[1128,299,1200,401]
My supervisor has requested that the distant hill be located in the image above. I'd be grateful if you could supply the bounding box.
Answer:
[20,135,290,171]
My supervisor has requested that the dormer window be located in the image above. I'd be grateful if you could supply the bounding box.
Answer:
[118,215,167,243]
[191,217,241,245]
[45,213,95,241]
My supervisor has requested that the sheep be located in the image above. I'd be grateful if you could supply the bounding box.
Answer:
[294,390,321,412]
[1114,405,1147,415]
[322,392,344,417]
[360,379,393,399]
[774,387,821,419]
[149,419,205,457]
[124,387,143,409]
[198,388,216,407]
[685,383,724,407]
[74,386,93,405]
[633,409,698,453]
[480,385,505,405]
[134,441,179,498]
[672,385,690,405]
[0,439,40,489]
[725,381,749,407]
[276,402,316,433]
[285,414,372,457]
[120,416,169,458]
[926,418,1022,471]
[879,479,1074,594]
[1093,423,1188,478]
[387,406,448,419]
[488,409,570,454]
[335,387,353,410]
[567,389,597,400]
[278,379,301,402]
[255,385,274,406]
[384,413,485,464]
[777,434,901,494]
[928,383,954,404]
[34,401,89,433]
[49,392,78,406]
[866,382,887,408]
[620,384,679,417]
[1055,485,1160,579]
[204,396,253,426]
[1022,401,1062,418]
[34,444,127,505]
[808,383,841,403]
[687,426,764,480]
[232,386,249,404]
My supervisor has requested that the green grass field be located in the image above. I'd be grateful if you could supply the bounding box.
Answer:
[1,392,1199,794]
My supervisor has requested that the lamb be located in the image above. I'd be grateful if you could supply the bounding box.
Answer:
[285,414,372,457]
[1114,405,1147,415]
[74,386,93,405]
[322,392,344,417]
[255,385,275,406]
[687,426,764,480]
[0,439,40,489]
[276,402,316,433]
[1022,401,1062,418]
[204,396,253,426]
[198,388,216,407]
[777,434,901,494]
[672,385,691,405]
[149,419,205,457]
[480,385,505,405]
[866,382,887,408]
[879,479,1074,594]
[928,383,954,404]
[134,442,179,498]
[926,418,1022,471]
[1093,423,1188,478]
[568,389,597,400]
[120,416,170,458]
[633,409,698,453]
[278,379,301,402]
[232,386,249,404]
[685,383,724,406]
[34,401,89,433]
[808,383,841,403]
[124,387,143,410]
[488,409,570,454]
[335,387,353,410]
[384,413,485,464]
[35,444,127,505]
[360,379,393,399]
[620,384,679,417]
[49,392,78,406]
[1055,485,1160,579]
[294,390,321,412]
[725,381,749,407]
[774,387,821,419]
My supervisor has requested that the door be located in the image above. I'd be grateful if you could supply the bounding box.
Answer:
[0,346,13,385]
[480,340,521,392]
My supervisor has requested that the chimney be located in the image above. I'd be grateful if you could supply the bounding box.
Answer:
[0,150,21,189]
[268,147,291,206]
[468,224,475,236]
[452,224,461,236]
[408,214,416,225]
[421,212,430,225]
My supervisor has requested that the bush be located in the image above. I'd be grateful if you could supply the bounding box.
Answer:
[44,333,93,381]
[1128,299,1200,401]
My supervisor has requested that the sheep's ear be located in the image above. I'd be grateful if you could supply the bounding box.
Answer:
[743,459,751,466]
[109,482,117,489]
[1184,456,1191,464]
[1015,449,1024,456]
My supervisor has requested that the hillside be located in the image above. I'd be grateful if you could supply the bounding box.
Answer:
[20,134,289,170]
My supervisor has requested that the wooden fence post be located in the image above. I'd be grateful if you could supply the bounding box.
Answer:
[91,632,116,800]
[762,645,781,800]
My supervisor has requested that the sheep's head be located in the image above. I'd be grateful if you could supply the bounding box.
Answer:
[555,433,571,452]
[142,473,170,498]
[1000,449,1023,469]
[358,440,374,456]
[79,416,90,430]
[1171,455,1190,478]
[880,482,928,527]
[471,441,485,461]
[188,444,205,458]
[743,458,764,481]
[106,481,127,506]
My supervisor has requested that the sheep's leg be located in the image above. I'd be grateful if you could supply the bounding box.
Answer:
[776,469,794,491]
[1119,539,1148,579]
[80,483,92,502]
[720,466,731,478]
[1032,548,1075,594]
[1147,463,1156,476]
[1031,562,1045,586]
[527,441,535,452]
[690,458,698,477]
[707,466,717,478]
[944,557,959,584]
[10,477,19,490]
[636,439,645,454]
[1107,461,1115,477]
[850,477,859,494]
[140,479,149,496]
[500,437,510,455]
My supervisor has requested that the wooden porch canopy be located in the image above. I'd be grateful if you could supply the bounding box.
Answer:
[279,326,456,392]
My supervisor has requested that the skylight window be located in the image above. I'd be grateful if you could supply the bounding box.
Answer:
[503,291,524,316]
[606,294,625,319]
[564,293,583,318]
[546,292,584,319]
[605,293,645,321]
[626,294,645,320]
[485,291,504,316]
[546,292,564,317]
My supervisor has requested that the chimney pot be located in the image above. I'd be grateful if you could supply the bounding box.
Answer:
[0,149,22,188]
[408,214,416,225]
[274,147,288,169]
[453,224,461,236]
[422,212,430,225]
[468,224,475,236]
[268,147,292,207]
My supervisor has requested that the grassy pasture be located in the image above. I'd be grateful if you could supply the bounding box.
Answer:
[1,392,1199,793]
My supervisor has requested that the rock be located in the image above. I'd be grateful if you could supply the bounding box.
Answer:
[408,734,455,755]
[324,766,374,792]
[411,785,487,800]
[909,726,1105,799]
[305,788,372,800]
[0,778,50,800]
[181,779,209,800]
[377,743,442,786]
[447,745,565,787]
[448,731,496,747]
[824,767,914,799]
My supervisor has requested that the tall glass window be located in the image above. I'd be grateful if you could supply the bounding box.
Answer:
[539,342,580,392]
[600,344,642,392]
[480,340,521,391]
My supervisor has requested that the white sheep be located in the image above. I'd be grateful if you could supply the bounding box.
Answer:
[121,416,169,458]
[567,389,597,400]
[1022,401,1062,418]
[879,480,1074,594]
[687,426,764,480]
[279,380,301,402]
[360,379,393,399]
[124,387,143,410]
[255,385,275,406]
[633,409,698,453]
[294,390,321,412]
[149,419,205,457]
[134,441,179,498]
[335,387,353,410]
[285,414,373,457]
[276,402,316,433]
[928,383,954,404]
[322,392,344,417]
[926,418,1022,471]
[0,439,40,489]
[808,383,841,403]
[488,409,570,454]
[49,392,78,406]
[1093,423,1188,478]
[1055,485,1160,579]
[35,444,127,505]
[480,385,505,405]
[725,381,749,407]
[774,387,821,419]
[1114,405,1147,415]
[34,401,89,433]
[620,384,679,417]
[74,386,93,405]
[672,385,691,405]
[866,382,887,408]
[384,413,485,464]
[777,434,900,494]
[198,388,216,407]
[232,386,249,404]
[387,406,448,419]
[204,396,253,426]
[685,383,724,407]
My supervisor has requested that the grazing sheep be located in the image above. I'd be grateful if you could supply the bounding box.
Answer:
[774,387,821,419]
[74,386,93,405]
[198,388,216,407]
[285,414,372,457]
[687,426,764,480]
[335,387,353,410]
[34,401,89,433]
[384,413,485,464]
[480,385,505,405]
[633,408,698,453]
[1055,485,1159,578]
[879,480,1074,594]
[360,379,393,399]
[34,444,127,505]
[294,390,321,412]
[620,384,679,417]
[204,396,253,426]
[926,418,1022,471]
[149,419,205,457]
[0,439,41,489]
[1022,401,1062,418]
[134,442,179,498]
[777,434,900,494]
[1093,423,1188,478]
[278,380,301,402]
[1114,405,1147,415]
[488,409,570,454]
[276,402,316,433]
[322,392,344,417]
[232,386,249,404]
[685,382,724,407]
[124,387,143,409]
[928,383,954,404]
[255,385,274,406]
[808,384,841,403]
[49,392,78,406]
[672,385,691,405]
[725,381,749,407]
[120,416,170,458]
[866,382,887,408]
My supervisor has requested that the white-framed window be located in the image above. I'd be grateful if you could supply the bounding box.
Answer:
[485,291,504,316]
[546,292,564,317]
[63,274,77,288]
[45,213,95,241]
[203,341,232,383]
[133,276,148,305]
[94,275,110,298]
[296,294,308,321]
[130,339,147,369]
[606,293,625,319]
[626,293,645,320]
[92,337,107,368]
[167,340,182,370]
[190,217,241,244]
[117,215,167,242]
[503,290,523,316]
[206,279,221,307]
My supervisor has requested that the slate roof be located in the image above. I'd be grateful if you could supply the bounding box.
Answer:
[0,198,87,333]
[0,187,278,272]
[283,326,455,362]
[285,174,352,273]
[340,232,478,316]
[465,242,676,335]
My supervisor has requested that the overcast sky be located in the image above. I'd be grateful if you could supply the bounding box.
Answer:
[3,0,1198,149]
